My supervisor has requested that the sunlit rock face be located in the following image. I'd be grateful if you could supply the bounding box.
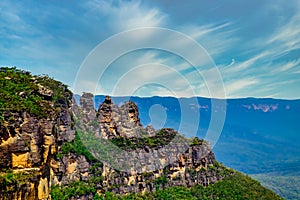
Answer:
[96,95,143,139]
[0,87,229,199]
[72,94,229,195]
[0,93,224,199]
[0,79,74,200]
[1,68,284,200]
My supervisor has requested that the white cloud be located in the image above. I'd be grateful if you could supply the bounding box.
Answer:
[294,69,300,74]
[268,6,300,50]
[182,22,238,57]
[86,0,166,32]
[262,1,300,62]
[92,52,201,97]
[1,0,299,99]
[278,59,300,72]
[225,78,259,96]
[213,1,300,99]
[185,23,231,39]
[221,52,270,74]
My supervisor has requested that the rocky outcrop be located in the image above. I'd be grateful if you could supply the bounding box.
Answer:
[0,83,74,200]
[67,94,232,196]
[1,68,285,200]
[97,95,143,139]
[0,78,232,199]
[98,144,223,195]
[0,88,231,199]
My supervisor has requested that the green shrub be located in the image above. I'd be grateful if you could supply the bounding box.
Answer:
[110,129,178,150]
[0,170,36,192]
[91,173,283,200]
[51,180,96,200]
[57,131,100,164]
[0,67,72,122]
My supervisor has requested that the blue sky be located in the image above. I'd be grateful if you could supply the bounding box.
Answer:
[1,0,300,99]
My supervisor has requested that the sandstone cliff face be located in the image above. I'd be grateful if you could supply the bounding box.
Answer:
[0,78,74,200]
[1,89,231,200]
[63,94,231,197]
[97,95,143,139]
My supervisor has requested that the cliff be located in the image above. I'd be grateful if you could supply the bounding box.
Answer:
[0,68,283,200]
[0,67,74,199]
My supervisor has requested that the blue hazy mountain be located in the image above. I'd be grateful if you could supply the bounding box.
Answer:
[75,94,300,198]
[74,95,300,174]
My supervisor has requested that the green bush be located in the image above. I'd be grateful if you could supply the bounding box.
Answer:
[51,180,96,200]
[0,171,20,192]
[154,175,167,189]
[0,170,36,192]
[57,131,100,164]
[91,173,283,200]
[0,67,72,122]
[110,129,178,150]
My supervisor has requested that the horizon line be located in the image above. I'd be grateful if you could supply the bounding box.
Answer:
[73,93,300,101]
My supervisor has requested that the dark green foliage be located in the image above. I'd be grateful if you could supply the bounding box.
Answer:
[190,172,283,200]
[57,131,101,164]
[50,180,96,200]
[89,163,104,175]
[190,137,205,146]
[0,171,20,192]
[93,191,118,200]
[0,170,36,192]
[0,68,284,200]
[50,172,282,200]
[36,75,70,107]
[252,173,300,200]
[110,129,177,150]
[153,175,167,189]
[91,173,283,200]
[0,67,71,122]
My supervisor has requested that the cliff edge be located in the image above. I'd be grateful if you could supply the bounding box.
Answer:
[0,68,283,200]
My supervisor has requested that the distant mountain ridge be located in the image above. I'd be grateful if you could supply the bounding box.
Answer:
[78,95,300,199]
[0,67,283,200]
[86,95,300,142]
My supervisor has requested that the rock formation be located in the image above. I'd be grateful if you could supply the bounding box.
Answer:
[0,89,229,199]
[0,68,282,200]
[50,94,231,197]
[0,81,74,199]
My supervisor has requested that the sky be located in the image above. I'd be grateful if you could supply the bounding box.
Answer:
[1,0,300,99]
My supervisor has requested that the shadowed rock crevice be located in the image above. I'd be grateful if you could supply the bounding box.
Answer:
[70,93,231,195]
[0,68,283,200]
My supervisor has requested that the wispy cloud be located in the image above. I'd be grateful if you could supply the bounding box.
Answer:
[273,59,300,72]
[86,0,166,32]
[182,22,238,58]
[214,0,300,99]
[221,52,270,74]
[1,0,300,99]
[267,2,300,51]
[225,78,259,97]
[81,50,206,97]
